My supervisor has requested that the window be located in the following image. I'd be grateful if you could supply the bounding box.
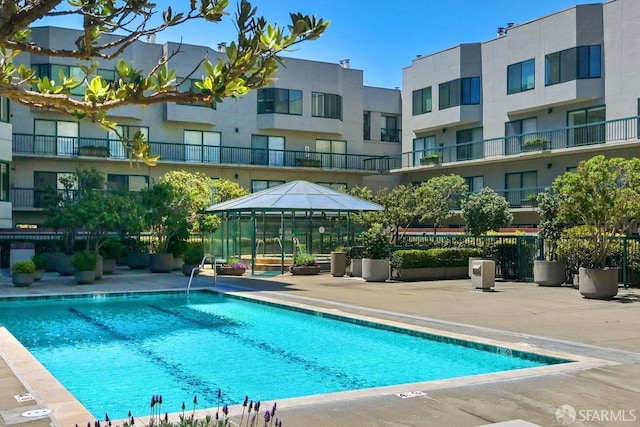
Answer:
[316,139,346,169]
[33,171,76,208]
[251,135,284,166]
[34,119,78,155]
[312,92,342,119]
[456,127,483,161]
[505,117,537,154]
[32,64,116,96]
[184,130,221,163]
[413,136,436,166]
[177,78,216,109]
[439,77,480,109]
[412,87,432,115]
[381,115,400,142]
[257,88,302,115]
[465,176,484,193]
[0,97,8,123]
[507,59,535,94]
[363,112,371,140]
[567,106,606,146]
[107,174,149,192]
[316,182,347,192]
[545,45,601,86]
[251,180,284,193]
[108,125,149,159]
[505,171,537,207]
[0,162,8,202]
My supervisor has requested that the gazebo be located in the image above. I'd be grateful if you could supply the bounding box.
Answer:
[205,180,383,275]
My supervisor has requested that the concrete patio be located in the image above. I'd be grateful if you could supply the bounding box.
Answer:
[1,269,639,427]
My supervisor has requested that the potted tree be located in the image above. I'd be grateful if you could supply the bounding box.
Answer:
[533,189,567,286]
[11,260,36,287]
[554,155,640,299]
[72,251,98,284]
[31,253,47,282]
[99,237,122,275]
[360,223,391,282]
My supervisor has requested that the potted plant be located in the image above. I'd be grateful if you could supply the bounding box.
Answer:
[553,155,640,299]
[360,223,391,282]
[420,153,440,165]
[557,225,598,288]
[182,243,204,276]
[330,247,347,277]
[218,258,247,276]
[522,137,548,152]
[290,252,321,275]
[99,237,122,275]
[533,189,567,286]
[11,260,36,287]
[31,253,47,282]
[348,246,364,277]
[72,251,98,284]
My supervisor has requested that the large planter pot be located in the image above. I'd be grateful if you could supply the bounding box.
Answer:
[44,252,59,272]
[218,267,246,276]
[127,252,149,270]
[330,251,347,277]
[362,258,389,282]
[172,256,184,271]
[74,270,96,284]
[56,254,75,276]
[579,267,619,300]
[182,264,200,277]
[103,258,116,275]
[290,266,321,275]
[149,253,174,273]
[350,258,362,277]
[95,255,103,280]
[33,269,44,282]
[12,273,34,287]
[534,260,566,287]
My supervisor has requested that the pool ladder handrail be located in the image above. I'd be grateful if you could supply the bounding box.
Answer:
[186,254,217,295]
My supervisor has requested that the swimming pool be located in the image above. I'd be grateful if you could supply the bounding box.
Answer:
[0,291,566,418]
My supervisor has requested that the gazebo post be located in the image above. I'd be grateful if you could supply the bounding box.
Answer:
[280,212,286,275]
[250,211,256,276]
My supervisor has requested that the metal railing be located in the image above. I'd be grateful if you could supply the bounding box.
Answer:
[394,115,640,169]
[12,134,388,172]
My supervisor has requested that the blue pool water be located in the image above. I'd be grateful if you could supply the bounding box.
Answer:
[0,292,565,418]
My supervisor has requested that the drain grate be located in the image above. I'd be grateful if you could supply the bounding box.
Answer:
[22,409,51,418]
[14,394,34,403]
[396,391,426,399]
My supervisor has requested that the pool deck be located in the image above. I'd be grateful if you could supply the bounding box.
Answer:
[1,268,640,427]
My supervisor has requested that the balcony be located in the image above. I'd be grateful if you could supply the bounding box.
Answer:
[12,134,389,172]
[393,115,640,170]
[495,187,545,209]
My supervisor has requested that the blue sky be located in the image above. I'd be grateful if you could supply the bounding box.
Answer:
[39,1,598,89]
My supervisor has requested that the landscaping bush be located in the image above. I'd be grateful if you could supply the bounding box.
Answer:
[11,260,36,274]
[391,248,482,269]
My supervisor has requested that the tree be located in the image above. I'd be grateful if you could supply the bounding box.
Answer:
[0,0,328,164]
[553,155,640,268]
[416,174,467,234]
[460,187,513,238]
[536,188,567,260]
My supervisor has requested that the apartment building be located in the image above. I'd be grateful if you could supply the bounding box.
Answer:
[399,0,640,227]
[7,27,402,228]
[5,0,640,231]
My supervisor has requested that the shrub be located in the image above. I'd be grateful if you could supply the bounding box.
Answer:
[11,260,36,274]
[293,252,317,267]
[31,253,47,270]
[390,248,482,269]
[360,223,391,259]
[72,251,98,271]
[99,237,123,260]
[183,243,205,265]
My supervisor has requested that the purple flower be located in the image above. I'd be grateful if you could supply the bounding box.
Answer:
[264,411,271,422]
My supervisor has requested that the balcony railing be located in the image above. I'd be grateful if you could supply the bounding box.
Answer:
[12,187,81,209]
[395,115,640,169]
[12,134,389,172]
[495,187,545,208]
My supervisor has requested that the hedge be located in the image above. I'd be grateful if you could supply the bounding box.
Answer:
[390,248,483,269]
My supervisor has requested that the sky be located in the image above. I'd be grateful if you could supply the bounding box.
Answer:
[38,0,599,89]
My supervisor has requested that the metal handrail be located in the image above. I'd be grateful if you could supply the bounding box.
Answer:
[186,254,217,295]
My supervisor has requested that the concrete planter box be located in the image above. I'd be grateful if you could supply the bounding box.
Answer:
[394,266,468,281]
[362,258,389,282]
[579,267,618,300]
[149,253,174,273]
[330,251,347,277]
[534,260,566,286]
[218,267,246,276]
[74,270,96,284]
[350,259,362,277]
[127,252,149,270]
[290,266,321,275]
[12,273,34,287]
[56,254,75,276]
[103,259,117,275]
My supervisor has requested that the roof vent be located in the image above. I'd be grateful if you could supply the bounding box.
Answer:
[339,59,350,68]
[217,42,227,53]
